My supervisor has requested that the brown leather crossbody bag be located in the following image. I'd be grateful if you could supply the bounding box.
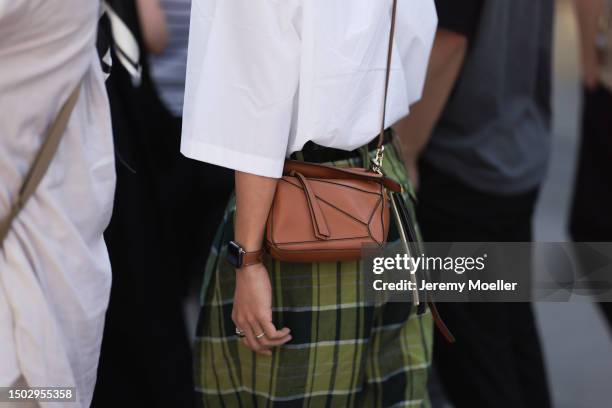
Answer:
[265,0,401,263]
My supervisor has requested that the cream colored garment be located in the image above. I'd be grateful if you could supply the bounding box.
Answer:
[181,0,437,177]
[0,1,115,407]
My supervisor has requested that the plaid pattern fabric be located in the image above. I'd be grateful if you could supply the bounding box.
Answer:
[195,142,433,407]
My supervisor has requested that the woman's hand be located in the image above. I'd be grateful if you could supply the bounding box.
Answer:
[574,0,604,89]
[582,46,601,90]
[135,0,169,55]
[232,170,290,355]
[232,263,292,355]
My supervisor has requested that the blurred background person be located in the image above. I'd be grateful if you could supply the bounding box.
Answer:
[0,0,115,406]
[569,0,612,331]
[93,1,232,406]
[148,0,234,302]
[394,0,553,407]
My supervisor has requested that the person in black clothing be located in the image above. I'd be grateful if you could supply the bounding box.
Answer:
[570,0,612,331]
[394,0,553,406]
[93,2,233,407]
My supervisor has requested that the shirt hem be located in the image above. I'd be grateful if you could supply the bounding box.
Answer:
[181,139,285,179]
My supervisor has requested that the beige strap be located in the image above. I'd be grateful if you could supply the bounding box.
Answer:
[378,0,398,149]
[0,83,82,246]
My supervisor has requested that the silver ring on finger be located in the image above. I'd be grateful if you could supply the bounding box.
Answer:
[256,332,266,339]
[235,327,246,337]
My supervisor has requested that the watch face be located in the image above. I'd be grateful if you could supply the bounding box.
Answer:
[227,241,243,268]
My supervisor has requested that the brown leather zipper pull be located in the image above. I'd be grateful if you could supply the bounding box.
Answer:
[292,171,330,240]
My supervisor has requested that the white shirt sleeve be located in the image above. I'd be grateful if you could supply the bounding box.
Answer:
[181,0,302,178]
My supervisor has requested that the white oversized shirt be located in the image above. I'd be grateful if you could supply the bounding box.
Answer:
[181,0,437,178]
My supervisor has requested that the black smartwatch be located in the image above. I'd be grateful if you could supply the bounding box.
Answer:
[226,241,264,268]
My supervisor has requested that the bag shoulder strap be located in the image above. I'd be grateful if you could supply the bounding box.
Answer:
[378,0,398,149]
[0,82,82,245]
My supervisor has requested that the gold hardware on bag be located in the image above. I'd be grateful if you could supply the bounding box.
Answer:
[372,145,385,175]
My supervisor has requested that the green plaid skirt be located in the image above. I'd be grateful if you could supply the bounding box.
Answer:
[195,141,433,407]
